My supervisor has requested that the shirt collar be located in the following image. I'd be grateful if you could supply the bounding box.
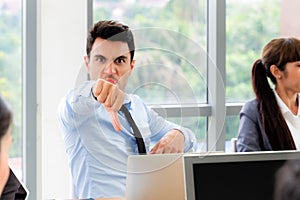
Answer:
[274,90,300,116]
[123,93,133,109]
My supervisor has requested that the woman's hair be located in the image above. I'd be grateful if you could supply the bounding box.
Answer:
[0,95,12,150]
[252,37,300,150]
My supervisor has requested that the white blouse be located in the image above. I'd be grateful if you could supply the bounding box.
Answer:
[274,91,300,149]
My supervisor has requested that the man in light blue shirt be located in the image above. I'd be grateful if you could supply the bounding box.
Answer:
[57,20,197,199]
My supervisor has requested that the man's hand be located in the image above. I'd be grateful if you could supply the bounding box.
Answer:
[150,129,184,154]
[92,79,125,132]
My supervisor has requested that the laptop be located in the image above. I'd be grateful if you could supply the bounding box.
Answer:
[126,153,186,200]
[126,151,300,200]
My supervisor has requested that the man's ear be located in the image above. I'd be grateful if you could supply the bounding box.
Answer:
[84,55,90,70]
[270,64,283,79]
[84,56,91,80]
[130,59,135,70]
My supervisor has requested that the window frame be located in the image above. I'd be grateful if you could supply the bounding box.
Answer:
[23,0,39,199]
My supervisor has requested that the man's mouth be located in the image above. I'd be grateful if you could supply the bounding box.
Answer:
[105,78,117,84]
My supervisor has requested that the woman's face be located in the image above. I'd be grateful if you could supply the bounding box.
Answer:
[0,126,12,196]
[280,61,300,93]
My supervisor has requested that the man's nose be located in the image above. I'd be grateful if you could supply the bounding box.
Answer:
[104,62,116,74]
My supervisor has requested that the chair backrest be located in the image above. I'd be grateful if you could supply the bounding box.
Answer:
[231,137,238,152]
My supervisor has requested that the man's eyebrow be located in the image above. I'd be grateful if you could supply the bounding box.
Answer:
[93,54,105,58]
[114,55,128,60]
[117,55,128,59]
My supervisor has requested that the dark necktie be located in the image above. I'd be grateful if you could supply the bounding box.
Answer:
[120,105,146,154]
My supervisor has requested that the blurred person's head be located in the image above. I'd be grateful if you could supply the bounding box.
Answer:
[274,160,300,200]
[0,95,13,196]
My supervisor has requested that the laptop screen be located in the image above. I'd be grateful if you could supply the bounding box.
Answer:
[193,159,285,200]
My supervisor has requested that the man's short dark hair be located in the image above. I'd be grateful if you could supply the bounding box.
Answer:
[86,20,135,62]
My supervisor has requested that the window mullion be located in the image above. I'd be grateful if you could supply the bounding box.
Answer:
[207,0,226,152]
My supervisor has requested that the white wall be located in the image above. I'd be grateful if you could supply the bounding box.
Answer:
[40,1,88,198]
[281,0,300,38]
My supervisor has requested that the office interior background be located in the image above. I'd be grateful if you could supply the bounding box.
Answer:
[1,0,300,199]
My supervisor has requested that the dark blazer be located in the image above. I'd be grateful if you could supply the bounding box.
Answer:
[1,168,27,200]
[237,99,273,151]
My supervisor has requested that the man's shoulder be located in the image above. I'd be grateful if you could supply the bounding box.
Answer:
[129,94,142,100]
[125,94,150,113]
[62,81,94,102]
[58,81,99,115]
[126,94,144,104]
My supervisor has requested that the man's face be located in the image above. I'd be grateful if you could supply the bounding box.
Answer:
[85,38,134,90]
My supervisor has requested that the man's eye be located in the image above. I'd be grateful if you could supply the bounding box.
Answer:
[115,58,125,64]
[95,57,105,63]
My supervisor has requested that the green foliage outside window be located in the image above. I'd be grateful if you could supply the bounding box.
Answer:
[0,4,22,157]
[226,0,280,102]
[225,0,280,141]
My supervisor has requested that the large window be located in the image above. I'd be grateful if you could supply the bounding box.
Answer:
[0,0,23,178]
[93,0,208,150]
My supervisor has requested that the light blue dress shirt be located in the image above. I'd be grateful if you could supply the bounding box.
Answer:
[57,81,197,199]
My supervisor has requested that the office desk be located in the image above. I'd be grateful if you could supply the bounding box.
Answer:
[94,198,125,200]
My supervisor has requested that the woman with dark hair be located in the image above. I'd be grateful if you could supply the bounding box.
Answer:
[0,95,27,199]
[0,95,13,196]
[237,37,300,151]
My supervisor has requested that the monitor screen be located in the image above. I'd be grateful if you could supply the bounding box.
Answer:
[183,151,300,200]
[193,159,285,200]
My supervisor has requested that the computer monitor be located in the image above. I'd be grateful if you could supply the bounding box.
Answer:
[184,151,300,200]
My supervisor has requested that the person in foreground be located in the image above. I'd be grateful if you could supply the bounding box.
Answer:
[0,95,27,199]
[57,20,196,199]
[0,95,13,196]
[237,37,300,151]
[274,160,300,200]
